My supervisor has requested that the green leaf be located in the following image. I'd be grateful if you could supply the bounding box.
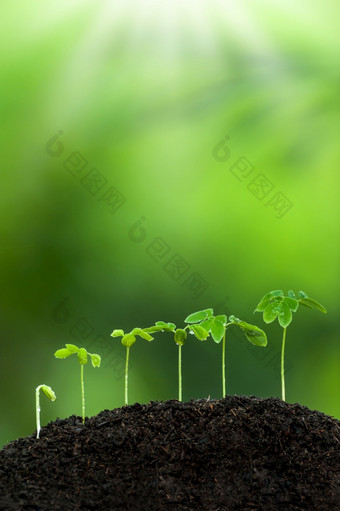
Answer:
[199,318,215,332]
[256,290,284,313]
[278,301,293,328]
[41,385,56,401]
[111,329,124,338]
[54,348,73,359]
[288,290,296,299]
[263,299,282,323]
[271,290,284,297]
[214,315,227,324]
[143,326,165,333]
[210,319,225,343]
[236,321,267,347]
[228,315,238,323]
[77,348,88,365]
[255,292,275,312]
[298,290,308,298]
[190,325,209,341]
[121,334,136,348]
[131,328,154,341]
[156,321,176,330]
[184,309,213,323]
[65,344,79,353]
[283,296,299,312]
[299,297,327,314]
[174,329,187,346]
[144,322,176,333]
[90,354,101,368]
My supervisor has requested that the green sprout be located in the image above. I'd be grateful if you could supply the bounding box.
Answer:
[54,344,101,424]
[184,308,267,398]
[255,290,327,401]
[145,321,209,401]
[36,384,56,439]
[111,327,160,405]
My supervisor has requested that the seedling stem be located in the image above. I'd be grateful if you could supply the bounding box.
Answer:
[281,327,287,401]
[222,329,226,398]
[178,344,182,401]
[125,346,130,406]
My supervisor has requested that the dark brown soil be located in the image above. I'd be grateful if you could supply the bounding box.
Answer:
[0,396,339,510]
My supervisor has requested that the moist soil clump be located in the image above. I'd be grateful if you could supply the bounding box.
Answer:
[0,395,339,510]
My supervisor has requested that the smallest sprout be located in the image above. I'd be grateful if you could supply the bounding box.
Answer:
[36,384,56,439]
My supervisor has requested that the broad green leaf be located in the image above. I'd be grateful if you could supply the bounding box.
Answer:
[121,334,136,348]
[298,290,308,298]
[77,348,88,365]
[210,319,225,343]
[288,290,296,299]
[255,292,276,312]
[190,325,209,340]
[65,344,79,353]
[299,297,327,314]
[263,300,282,323]
[155,321,176,330]
[147,321,177,332]
[184,309,213,323]
[199,318,215,332]
[283,296,299,312]
[236,321,267,347]
[214,315,227,324]
[41,385,56,401]
[271,290,284,297]
[111,329,124,338]
[278,301,293,328]
[90,354,101,368]
[54,348,73,359]
[174,329,187,346]
[143,325,165,333]
[131,328,154,341]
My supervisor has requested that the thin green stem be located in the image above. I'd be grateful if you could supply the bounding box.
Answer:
[125,346,130,406]
[36,385,41,439]
[222,328,226,398]
[281,327,287,401]
[81,364,85,424]
[178,345,182,401]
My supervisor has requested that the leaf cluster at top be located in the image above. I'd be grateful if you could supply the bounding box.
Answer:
[184,308,267,347]
[54,344,101,367]
[255,290,327,328]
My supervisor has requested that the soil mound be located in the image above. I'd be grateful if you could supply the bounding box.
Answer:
[0,395,339,510]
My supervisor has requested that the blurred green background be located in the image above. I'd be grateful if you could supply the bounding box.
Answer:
[1,0,339,448]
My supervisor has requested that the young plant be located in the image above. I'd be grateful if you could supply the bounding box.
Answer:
[145,321,209,402]
[184,308,267,398]
[111,327,159,405]
[54,344,101,424]
[255,290,327,401]
[35,384,56,439]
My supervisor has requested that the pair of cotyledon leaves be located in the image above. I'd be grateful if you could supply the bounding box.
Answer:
[111,310,267,348]
[54,344,101,367]
[255,290,327,328]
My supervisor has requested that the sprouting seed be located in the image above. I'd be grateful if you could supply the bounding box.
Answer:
[36,384,56,439]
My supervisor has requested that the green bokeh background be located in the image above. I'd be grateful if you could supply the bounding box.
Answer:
[1,0,339,448]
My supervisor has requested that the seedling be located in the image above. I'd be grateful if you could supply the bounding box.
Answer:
[54,344,101,424]
[145,321,209,401]
[35,384,56,439]
[111,327,159,405]
[184,309,267,397]
[255,290,327,401]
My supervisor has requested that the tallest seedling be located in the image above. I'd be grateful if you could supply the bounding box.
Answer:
[255,290,327,401]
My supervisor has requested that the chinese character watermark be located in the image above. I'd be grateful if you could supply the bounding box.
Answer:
[45,131,126,216]
[212,134,293,219]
